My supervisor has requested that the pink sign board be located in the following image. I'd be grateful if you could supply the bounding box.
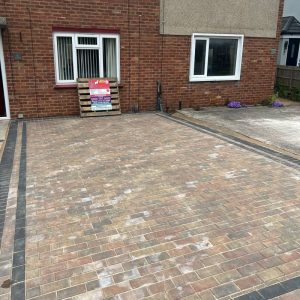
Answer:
[88,79,112,111]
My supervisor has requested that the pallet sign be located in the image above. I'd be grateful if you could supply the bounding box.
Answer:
[77,78,121,117]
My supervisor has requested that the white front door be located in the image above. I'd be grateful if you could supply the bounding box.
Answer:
[0,30,10,119]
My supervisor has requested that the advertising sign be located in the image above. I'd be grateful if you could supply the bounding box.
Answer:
[88,79,112,111]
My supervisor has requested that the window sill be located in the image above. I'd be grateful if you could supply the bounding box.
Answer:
[54,83,124,89]
[189,77,241,82]
[54,84,77,89]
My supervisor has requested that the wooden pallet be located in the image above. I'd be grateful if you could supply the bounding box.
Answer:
[77,78,121,117]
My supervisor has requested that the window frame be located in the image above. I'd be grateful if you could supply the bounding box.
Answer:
[53,32,120,85]
[75,34,100,48]
[189,33,244,82]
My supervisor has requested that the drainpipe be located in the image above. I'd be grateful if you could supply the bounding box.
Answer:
[156,80,162,111]
[159,0,165,112]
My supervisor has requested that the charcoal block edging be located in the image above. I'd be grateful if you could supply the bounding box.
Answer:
[235,276,300,300]
[11,123,27,300]
[159,113,300,170]
[0,121,18,247]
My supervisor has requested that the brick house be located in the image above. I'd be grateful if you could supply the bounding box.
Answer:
[0,0,283,119]
[278,16,300,67]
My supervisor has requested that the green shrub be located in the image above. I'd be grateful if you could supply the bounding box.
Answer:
[291,88,300,102]
[261,93,278,106]
[276,85,300,101]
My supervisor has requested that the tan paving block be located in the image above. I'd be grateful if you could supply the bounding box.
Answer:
[191,277,218,293]
[54,267,83,281]
[102,282,131,298]
[196,266,223,279]
[278,260,300,275]
[198,290,216,300]
[130,274,157,289]
[237,262,264,277]
[234,275,262,290]
[166,285,196,299]
[70,271,98,286]
[26,287,41,299]
[215,270,242,284]
[26,274,55,290]
[29,292,57,300]
[18,115,300,300]
[180,294,202,300]
[57,284,86,299]
[118,287,150,300]
[147,280,175,295]
[40,279,70,295]
[212,282,240,298]
[278,289,300,300]
[257,267,284,282]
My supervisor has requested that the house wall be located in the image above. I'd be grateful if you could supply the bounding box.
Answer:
[161,37,281,111]
[160,0,284,111]
[160,0,280,38]
[298,43,300,67]
[0,0,283,118]
[1,0,161,118]
[278,36,300,66]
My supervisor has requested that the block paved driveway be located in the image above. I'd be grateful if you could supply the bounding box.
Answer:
[1,114,300,300]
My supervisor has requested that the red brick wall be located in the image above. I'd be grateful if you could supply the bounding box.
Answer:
[160,0,284,111]
[0,0,283,118]
[1,0,161,118]
[160,37,280,111]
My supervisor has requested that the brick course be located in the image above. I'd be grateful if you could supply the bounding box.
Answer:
[0,0,283,118]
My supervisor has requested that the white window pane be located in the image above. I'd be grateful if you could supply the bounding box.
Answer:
[78,36,98,45]
[194,40,206,75]
[208,39,238,76]
[57,36,74,81]
[77,49,100,78]
[103,38,117,78]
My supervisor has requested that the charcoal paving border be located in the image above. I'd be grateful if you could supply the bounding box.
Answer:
[0,121,17,248]
[3,116,300,299]
[159,113,300,170]
[11,123,27,300]
[235,276,300,299]
[158,113,300,299]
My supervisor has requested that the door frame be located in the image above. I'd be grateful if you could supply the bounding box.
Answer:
[282,34,300,67]
[298,42,300,67]
[0,30,10,119]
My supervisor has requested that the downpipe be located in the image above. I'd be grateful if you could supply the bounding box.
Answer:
[156,81,162,111]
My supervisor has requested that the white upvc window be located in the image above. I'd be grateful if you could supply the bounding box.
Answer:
[53,32,120,84]
[189,33,244,82]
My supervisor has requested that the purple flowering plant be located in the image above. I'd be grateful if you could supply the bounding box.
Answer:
[227,101,242,108]
[272,101,284,108]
